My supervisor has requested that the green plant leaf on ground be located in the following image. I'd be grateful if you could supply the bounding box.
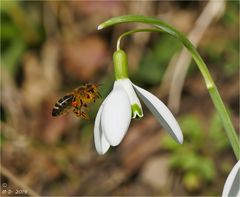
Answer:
[183,171,202,192]
[209,113,230,151]
[162,115,204,151]
[179,115,204,144]
[161,114,223,188]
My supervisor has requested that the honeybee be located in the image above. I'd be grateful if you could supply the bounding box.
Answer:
[52,83,101,119]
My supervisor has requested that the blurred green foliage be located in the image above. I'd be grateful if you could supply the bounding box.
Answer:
[208,113,231,151]
[200,1,239,77]
[1,1,43,75]
[162,113,230,191]
[222,1,239,25]
[200,36,238,77]
[131,35,181,85]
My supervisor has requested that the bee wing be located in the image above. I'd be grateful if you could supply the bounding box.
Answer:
[52,94,74,116]
[95,91,102,98]
[96,83,103,87]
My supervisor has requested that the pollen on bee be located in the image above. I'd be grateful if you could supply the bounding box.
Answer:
[71,101,79,107]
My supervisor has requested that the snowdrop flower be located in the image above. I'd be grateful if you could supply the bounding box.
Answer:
[222,160,240,197]
[94,50,183,154]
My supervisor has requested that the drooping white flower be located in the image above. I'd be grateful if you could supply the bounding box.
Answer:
[94,50,183,155]
[222,160,240,197]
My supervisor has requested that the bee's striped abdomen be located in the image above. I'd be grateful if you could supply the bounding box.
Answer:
[52,94,74,116]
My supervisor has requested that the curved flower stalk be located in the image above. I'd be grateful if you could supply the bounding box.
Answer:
[94,50,183,154]
[222,160,240,197]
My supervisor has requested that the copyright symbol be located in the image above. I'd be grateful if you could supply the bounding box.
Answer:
[2,183,7,188]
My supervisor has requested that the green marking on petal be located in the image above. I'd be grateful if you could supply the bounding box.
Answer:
[131,103,143,119]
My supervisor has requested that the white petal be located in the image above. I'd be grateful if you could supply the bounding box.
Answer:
[101,84,131,146]
[94,101,110,155]
[222,160,240,197]
[132,83,183,144]
[115,79,143,118]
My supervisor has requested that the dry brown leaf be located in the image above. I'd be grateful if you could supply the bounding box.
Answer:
[62,36,108,81]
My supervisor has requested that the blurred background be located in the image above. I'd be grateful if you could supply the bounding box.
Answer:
[1,1,239,196]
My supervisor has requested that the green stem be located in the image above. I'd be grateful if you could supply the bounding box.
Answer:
[98,15,240,159]
[116,28,163,50]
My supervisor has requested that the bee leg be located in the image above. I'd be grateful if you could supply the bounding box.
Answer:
[73,108,81,117]
[73,108,77,114]
[81,111,89,120]
[96,92,102,98]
